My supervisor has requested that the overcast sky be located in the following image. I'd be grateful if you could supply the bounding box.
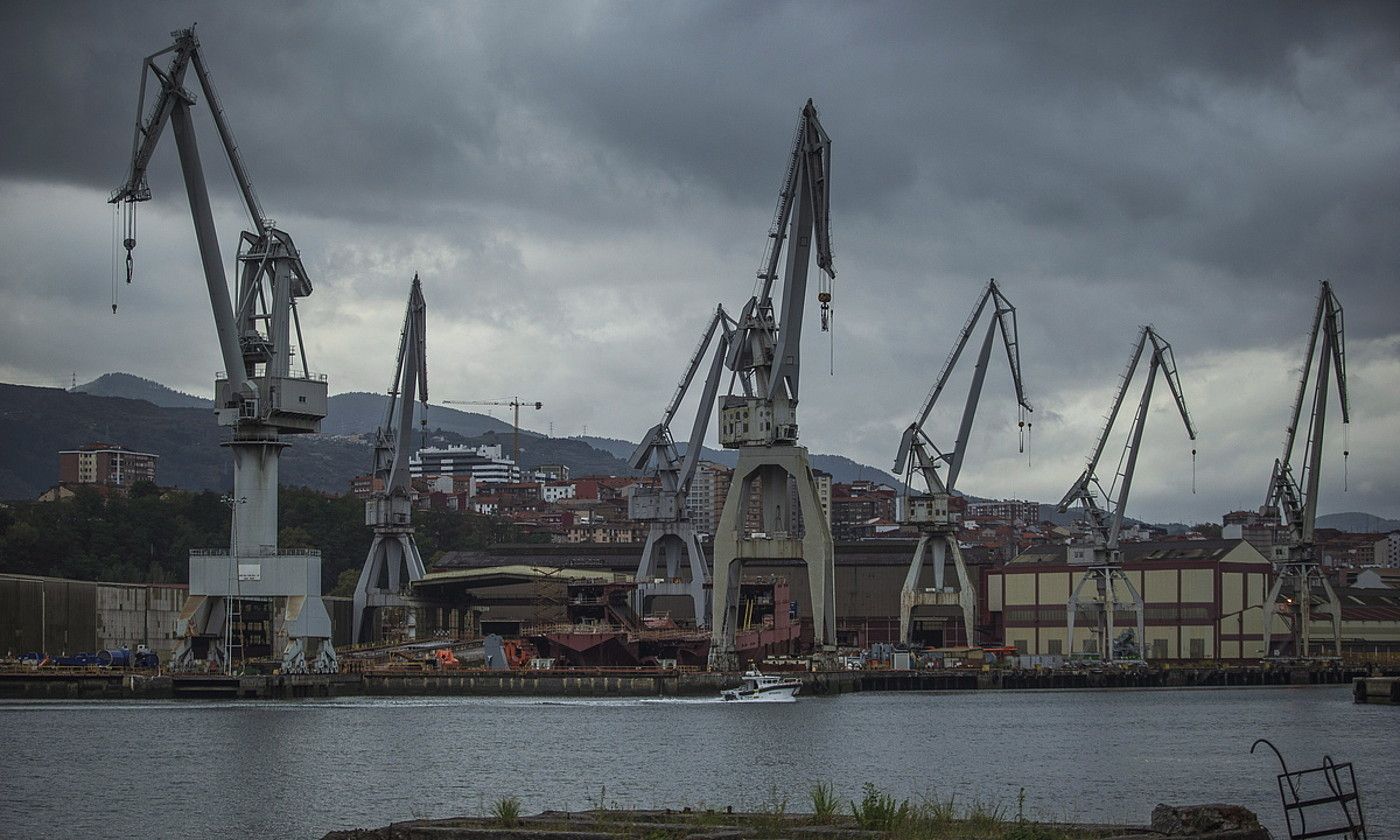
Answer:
[1,1,1397,523]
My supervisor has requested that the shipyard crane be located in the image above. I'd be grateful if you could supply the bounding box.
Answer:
[711,99,838,664]
[109,27,336,673]
[892,279,1031,646]
[352,276,430,644]
[1058,326,1196,663]
[440,398,542,471]
[1260,282,1349,658]
[628,304,736,626]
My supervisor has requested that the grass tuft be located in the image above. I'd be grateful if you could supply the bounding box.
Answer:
[809,781,840,824]
[491,796,522,827]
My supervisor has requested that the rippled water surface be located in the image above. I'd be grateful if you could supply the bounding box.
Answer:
[1,685,1394,839]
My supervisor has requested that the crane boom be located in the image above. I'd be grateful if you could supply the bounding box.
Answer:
[630,305,734,502]
[376,275,428,497]
[1058,326,1195,551]
[728,99,835,406]
[1265,281,1349,541]
[894,279,1031,487]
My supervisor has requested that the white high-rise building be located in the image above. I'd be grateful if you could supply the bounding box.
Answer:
[410,444,520,486]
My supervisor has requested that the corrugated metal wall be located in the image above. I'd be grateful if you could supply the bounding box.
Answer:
[0,576,98,656]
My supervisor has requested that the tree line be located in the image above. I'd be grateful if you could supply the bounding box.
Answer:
[0,482,541,592]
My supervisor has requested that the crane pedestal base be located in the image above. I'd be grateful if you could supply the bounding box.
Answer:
[173,551,338,674]
[899,533,977,647]
[1067,564,1144,663]
[353,531,427,644]
[634,525,710,628]
[1261,561,1342,659]
[710,445,834,664]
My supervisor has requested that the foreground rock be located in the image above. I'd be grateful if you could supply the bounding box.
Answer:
[1150,804,1267,838]
[324,805,1269,839]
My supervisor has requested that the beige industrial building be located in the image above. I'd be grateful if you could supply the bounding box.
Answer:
[986,539,1276,660]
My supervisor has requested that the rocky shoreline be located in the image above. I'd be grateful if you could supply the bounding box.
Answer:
[322,804,1270,839]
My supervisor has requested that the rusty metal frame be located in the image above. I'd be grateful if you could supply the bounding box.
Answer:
[1252,738,1367,839]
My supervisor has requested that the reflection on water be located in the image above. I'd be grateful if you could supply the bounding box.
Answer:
[1,685,1393,840]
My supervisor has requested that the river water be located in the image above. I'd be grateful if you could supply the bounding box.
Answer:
[0,685,1393,839]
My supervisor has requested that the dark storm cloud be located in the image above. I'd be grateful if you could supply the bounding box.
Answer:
[1,0,1397,521]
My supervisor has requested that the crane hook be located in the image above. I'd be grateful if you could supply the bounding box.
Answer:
[121,200,137,284]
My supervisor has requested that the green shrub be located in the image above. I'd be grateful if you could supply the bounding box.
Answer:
[492,796,522,827]
[851,783,911,832]
[810,781,839,824]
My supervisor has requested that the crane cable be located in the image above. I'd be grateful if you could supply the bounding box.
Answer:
[1343,423,1350,492]
[110,203,119,313]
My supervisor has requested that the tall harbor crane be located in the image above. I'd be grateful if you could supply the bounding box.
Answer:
[893,280,1031,646]
[1260,282,1349,658]
[353,276,429,644]
[628,304,736,626]
[1058,326,1196,663]
[440,398,542,470]
[110,27,335,672]
[711,99,838,665]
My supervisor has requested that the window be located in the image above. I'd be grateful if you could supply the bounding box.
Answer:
[1082,639,1097,654]
[1152,639,1169,659]
[1047,639,1063,655]
[1189,638,1205,659]
[1013,639,1029,654]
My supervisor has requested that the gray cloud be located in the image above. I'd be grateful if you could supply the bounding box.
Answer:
[1,0,1397,522]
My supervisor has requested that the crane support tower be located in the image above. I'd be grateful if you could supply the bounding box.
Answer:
[628,304,736,626]
[893,280,1031,647]
[353,275,430,644]
[110,27,336,673]
[1058,326,1196,663]
[1260,282,1349,659]
[711,100,838,667]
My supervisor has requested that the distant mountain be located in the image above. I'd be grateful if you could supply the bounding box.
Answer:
[1317,512,1400,533]
[73,372,212,409]
[322,392,520,439]
[576,436,901,486]
[0,383,364,498]
[0,383,625,500]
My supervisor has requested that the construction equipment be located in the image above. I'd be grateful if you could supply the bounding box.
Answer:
[440,398,542,469]
[1057,326,1196,663]
[109,27,335,673]
[629,304,737,626]
[893,279,1031,646]
[711,99,838,666]
[352,275,429,644]
[1261,282,1349,659]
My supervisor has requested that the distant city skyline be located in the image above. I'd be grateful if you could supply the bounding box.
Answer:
[1,2,1397,523]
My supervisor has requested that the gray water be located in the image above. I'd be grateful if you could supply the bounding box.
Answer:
[0,685,1394,839]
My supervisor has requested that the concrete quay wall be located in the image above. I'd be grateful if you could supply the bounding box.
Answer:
[0,665,1378,700]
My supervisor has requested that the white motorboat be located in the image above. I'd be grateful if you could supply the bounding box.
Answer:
[719,669,801,702]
